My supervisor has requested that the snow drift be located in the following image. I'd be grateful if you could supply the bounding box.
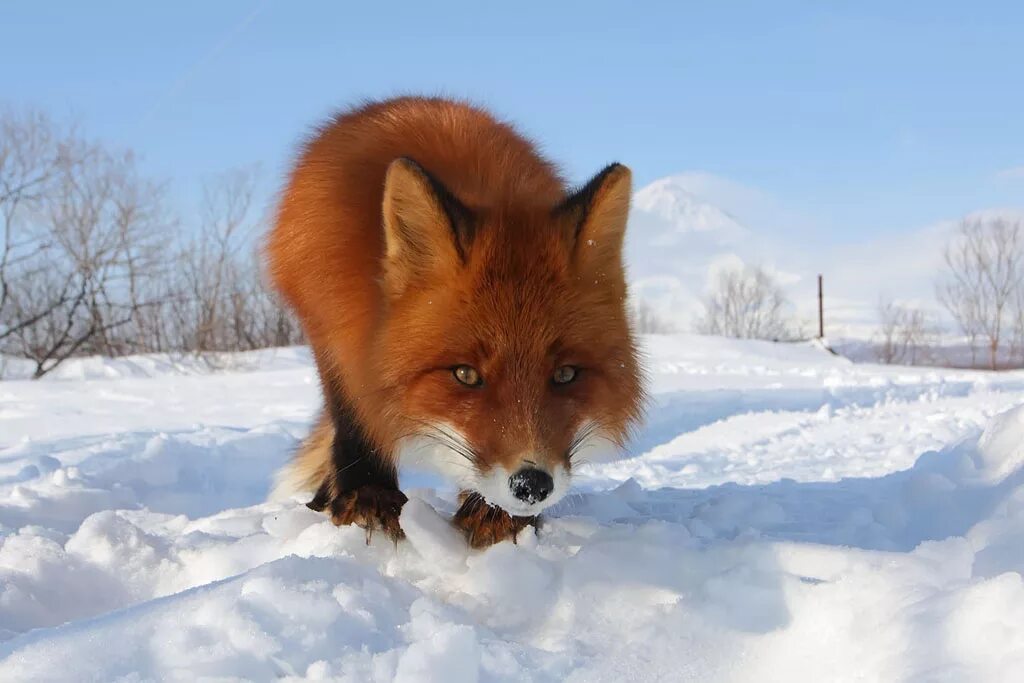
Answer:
[2,335,1024,681]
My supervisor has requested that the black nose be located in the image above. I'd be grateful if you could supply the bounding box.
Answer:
[509,468,554,504]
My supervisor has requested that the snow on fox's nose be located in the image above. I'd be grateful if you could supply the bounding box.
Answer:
[509,467,554,504]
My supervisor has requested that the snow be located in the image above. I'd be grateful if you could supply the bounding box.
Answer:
[625,174,1024,341]
[2,334,1024,681]
[632,176,750,242]
[626,179,761,329]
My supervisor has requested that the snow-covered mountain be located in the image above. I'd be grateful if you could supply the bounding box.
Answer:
[626,175,768,331]
[632,176,749,243]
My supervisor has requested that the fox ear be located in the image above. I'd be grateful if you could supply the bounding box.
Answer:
[381,157,473,294]
[556,163,632,270]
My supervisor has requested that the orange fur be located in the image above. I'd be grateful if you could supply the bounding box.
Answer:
[266,97,643,539]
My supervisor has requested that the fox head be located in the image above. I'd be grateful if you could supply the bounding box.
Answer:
[374,157,644,516]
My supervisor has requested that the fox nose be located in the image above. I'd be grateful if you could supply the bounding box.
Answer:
[509,468,554,504]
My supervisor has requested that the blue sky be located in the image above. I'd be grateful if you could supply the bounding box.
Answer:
[3,1,1022,244]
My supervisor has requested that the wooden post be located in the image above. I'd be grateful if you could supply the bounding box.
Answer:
[817,274,824,339]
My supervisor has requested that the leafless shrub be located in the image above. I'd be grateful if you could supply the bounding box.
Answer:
[1,109,67,349]
[0,109,301,379]
[937,216,1024,370]
[159,168,301,362]
[695,264,797,341]
[875,298,939,365]
[876,299,903,364]
[630,299,675,334]
[1,111,172,377]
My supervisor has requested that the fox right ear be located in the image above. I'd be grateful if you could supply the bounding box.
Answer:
[555,163,632,273]
[381,158,473,295]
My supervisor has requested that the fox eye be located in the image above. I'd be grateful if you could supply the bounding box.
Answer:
[453,365,483,387]
[552,365,578,385]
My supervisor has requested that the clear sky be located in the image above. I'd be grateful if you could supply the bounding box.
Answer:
[3,1,1023,243]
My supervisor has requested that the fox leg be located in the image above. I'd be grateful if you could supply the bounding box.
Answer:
[306,386,407,542]
[452,492,538,548]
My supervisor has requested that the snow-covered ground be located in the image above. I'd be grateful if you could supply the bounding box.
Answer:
[2,335,1024,681]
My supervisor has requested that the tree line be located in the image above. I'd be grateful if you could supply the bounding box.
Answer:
[631,262,807,342]
[632,214,1024,371]
[878,216,1024,370]
[0,108,301,378]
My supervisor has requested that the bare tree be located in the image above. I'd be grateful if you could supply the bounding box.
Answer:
[1012,289,1024,366]
[876,298,938,366]
[630,299,675,334]
[903,308,939,365]
[169,169,256,353]
[1,109,300,379]
[876,298,905,364]
[6,163,169,375]
[696,264,795,341]
[161,168,301,359]
[0,110,172,377]
[0,109,72,346]
[937,217,1024,370]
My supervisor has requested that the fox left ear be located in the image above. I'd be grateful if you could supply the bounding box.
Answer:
[381,157,474,296]
[555,163,632,270]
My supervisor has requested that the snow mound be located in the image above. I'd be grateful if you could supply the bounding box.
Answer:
[3,339,1024,680]
[1,346,312,381]
[975,404,1024,484]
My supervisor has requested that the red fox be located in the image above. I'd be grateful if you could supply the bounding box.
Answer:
[267,97,643,547]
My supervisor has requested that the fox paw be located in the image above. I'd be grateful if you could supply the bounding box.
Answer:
[452,493,538,548]
[308,484,408,543]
